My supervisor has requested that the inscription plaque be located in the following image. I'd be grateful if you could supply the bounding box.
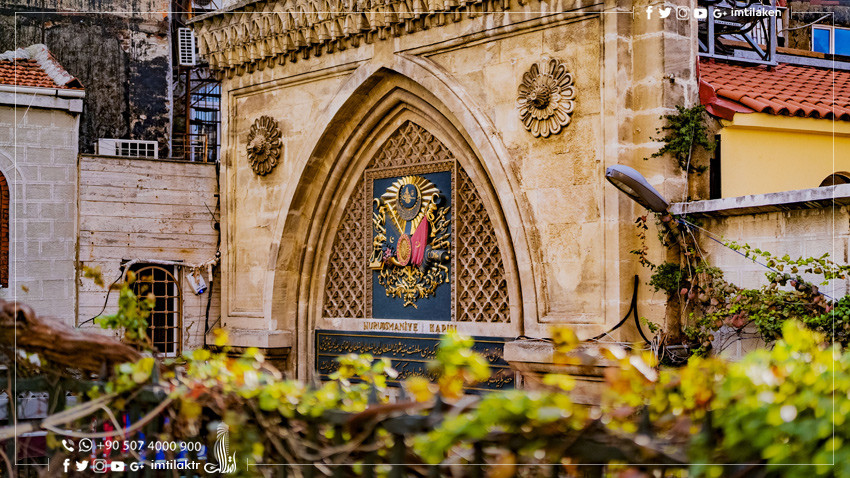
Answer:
[315,330,514,392]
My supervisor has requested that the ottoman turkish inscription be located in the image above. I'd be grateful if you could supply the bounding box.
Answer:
[316,330,515,391]
[318,132,513,391]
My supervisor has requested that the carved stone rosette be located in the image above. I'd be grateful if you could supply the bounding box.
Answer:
[517,58,576,138]
[246,115,282,176]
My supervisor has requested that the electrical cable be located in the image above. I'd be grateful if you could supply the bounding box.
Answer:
[779,14,832,33]
[203,160,223,348]
[77,267,127,327]
[589,275,652,344]
[676,217,837,301]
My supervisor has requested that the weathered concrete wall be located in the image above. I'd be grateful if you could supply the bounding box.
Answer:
[0,102,80,324]
[786,2,850,51]
[0,0,173,157]
[699,206,849,298]
[77,155,220,351]
[691,204,849,358]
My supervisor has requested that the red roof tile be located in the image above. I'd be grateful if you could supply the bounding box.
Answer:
[699,58,850,121]
[0,44,83,90]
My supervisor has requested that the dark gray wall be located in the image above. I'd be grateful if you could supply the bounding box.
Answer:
[0,0,173,156]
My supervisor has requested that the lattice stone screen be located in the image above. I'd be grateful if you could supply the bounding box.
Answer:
[322,121,509,323]
[455,168,509,322]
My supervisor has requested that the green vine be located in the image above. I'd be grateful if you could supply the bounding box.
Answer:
[635,214,850,355]
[85,267,155,351]
[629,215,656,270]
[647,105,715,172]
[649,262,685,295]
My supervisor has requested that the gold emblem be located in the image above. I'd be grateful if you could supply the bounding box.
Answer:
[400,188,415,204]
[396,234,412,266]
[369,175,451,308]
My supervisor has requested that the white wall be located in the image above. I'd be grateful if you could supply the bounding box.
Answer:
[77,155,220,352]
[0,104,79,324]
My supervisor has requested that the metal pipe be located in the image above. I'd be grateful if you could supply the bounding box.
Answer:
[0,85,86,98]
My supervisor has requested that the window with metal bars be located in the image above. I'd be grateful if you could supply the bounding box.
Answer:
[129,264,182,355]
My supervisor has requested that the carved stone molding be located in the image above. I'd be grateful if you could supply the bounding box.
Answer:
[191,0,512,78]
[322,121,509,323]
[517,58,576,138]
[247,115,282,175]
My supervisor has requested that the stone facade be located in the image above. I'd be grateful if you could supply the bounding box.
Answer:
[191,0,697,378]
[0,92,81,324]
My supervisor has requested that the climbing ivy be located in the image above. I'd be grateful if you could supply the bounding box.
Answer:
[632,213,850,356]
[648,104,715,172]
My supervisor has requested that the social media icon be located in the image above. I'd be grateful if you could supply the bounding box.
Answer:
[75,460,88,471]
[91,459,108,473]
[63,459,71,473]
[61,439,75,452]
[111,461,126,472]
[694,7,708,19]
[77,438,93,452]
[659,7,672,18]
[676,6,690,20]
[645,6,653,18]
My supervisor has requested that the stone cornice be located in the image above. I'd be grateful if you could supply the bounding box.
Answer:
[192,0,516,78]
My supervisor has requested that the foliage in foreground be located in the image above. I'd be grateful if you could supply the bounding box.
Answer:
[39,280,846,477]
[606,320,849,478]
[2,276,845,477]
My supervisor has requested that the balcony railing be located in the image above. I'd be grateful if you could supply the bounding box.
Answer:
[172,133,214,163]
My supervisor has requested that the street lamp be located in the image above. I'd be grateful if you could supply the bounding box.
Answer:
[605,165,670,213]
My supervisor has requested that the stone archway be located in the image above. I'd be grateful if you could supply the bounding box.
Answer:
[267,56,539,380]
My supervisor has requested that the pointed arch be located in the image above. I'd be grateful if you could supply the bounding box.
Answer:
[263,54,539,378]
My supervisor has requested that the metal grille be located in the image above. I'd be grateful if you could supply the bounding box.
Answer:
[178,27,198,66]
[131,265,182,355]
[456,168,510,322]
[323,120,509,323]
[119,141,157,158]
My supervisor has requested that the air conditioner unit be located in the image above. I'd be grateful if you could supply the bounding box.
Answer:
[97,139,159,159]
[177,27,198,66]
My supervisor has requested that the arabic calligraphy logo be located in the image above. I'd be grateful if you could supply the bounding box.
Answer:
[204,423,237,474]
[370,175,451,307]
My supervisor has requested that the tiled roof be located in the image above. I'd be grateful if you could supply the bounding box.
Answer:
[0,44,83,90]
[699,58,850,121]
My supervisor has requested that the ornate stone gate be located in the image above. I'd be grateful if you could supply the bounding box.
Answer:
[316,120,516,390]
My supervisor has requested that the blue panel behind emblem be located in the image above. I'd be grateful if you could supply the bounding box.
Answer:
[372,171,452,321]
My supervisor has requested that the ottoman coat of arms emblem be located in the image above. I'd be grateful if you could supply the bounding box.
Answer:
[369,175,451,308]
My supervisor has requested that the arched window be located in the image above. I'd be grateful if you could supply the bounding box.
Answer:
[819,173,850,187]
[130,264,182,355]
[0,171,8,288]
